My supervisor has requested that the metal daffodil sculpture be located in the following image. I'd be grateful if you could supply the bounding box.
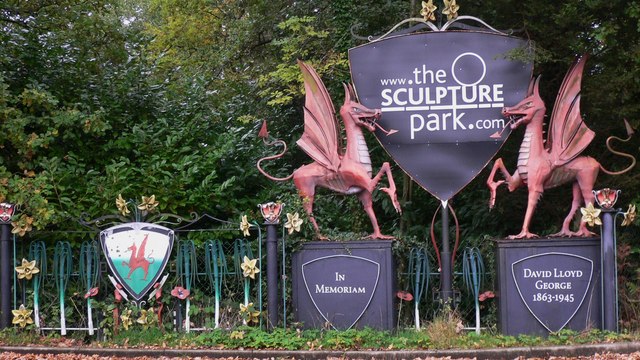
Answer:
[442,0,460,20]
[12,304,33,328]
[240,215,251,237]
[15,258,39,280]
[622,204,637,227]
[138,195,159,212]
[421,0,437,21]
[581,203,602,227]
[120,309,133,330]
[239,302,261,325]
[241,256,260,279]
[284,212,303,235]
[11,215,33,237]
[116,194,130,216]
[136,308,156,330]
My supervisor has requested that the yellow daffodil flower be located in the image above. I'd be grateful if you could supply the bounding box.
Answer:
[581,203,602,227]
[284,212,303,235]
[240,215,250,237]
[622,204,636,226]
[442,0,460,20]
[137,195,159,212]
[116,194,130,216]
[241,256,260,279]
[15,259,39,280]
[421,0,437,21]
[11,215,33,237]
[12,304,33,328]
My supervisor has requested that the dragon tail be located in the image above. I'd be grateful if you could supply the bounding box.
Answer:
[600,119,636,176]
[256,138,294,181]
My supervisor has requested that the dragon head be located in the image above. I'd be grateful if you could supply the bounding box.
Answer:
[341,83,381,132]
[502,76,545,129]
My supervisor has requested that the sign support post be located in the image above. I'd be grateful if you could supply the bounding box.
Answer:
[600,208,618,332]
[440,200,453,304]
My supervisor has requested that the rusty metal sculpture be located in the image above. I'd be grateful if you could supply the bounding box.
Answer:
[487,55,636,239]
[257,60,401,240]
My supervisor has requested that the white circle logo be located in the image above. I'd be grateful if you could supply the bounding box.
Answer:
[451,52,486,86]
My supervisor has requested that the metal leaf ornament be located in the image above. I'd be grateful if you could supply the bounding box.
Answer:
[284,212,303,234]
[240,215,251,237]
[442,0,460,20]
[241,256,260,279]
[116,194,130,216]
[581,203,602,227]
[15,258,39,280]
[12,304,33,328]
[622,204,637,227]
[421,0,437,21]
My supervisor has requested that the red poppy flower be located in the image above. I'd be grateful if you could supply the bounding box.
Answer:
[396,290,414,301]
[84,287,99,299]
[171,286,190,300]
[479,290,495,302]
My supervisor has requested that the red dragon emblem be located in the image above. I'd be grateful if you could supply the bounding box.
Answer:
[122,234,154,280]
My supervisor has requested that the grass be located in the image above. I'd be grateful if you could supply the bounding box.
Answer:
[0,326,637,351]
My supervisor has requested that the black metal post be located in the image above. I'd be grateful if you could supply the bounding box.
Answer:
[600,209,618,332]
[265,223,279,330]
[0,222,11,329]
[440,200,453,304]
[258,201,284,331]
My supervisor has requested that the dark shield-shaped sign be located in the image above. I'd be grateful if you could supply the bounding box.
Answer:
[302,255,380,330]
[349,31,532,201]
[100,222,174,301]
[511,252,594,332]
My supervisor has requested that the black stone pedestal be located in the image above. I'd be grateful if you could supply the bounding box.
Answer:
[292,240,395,330]
[496,237,602,336]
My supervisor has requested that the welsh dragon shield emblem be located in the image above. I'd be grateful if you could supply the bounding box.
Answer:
[100,222,174,301]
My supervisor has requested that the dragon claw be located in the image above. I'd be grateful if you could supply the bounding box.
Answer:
[381,187,402,213]
[364,232,395,240]
[549,229,575,237]
[507,230,539,240]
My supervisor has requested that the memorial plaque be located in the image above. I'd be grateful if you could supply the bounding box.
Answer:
[292,240,395,330]
[496,238,601,336]
[302,255,380,330]
[512,253,593,332]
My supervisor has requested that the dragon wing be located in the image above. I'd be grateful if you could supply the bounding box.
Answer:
[296,60,340,172]
[137,234,148,259]
[546,55,595,166]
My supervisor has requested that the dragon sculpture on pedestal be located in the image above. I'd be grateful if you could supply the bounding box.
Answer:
[257,60,401,240]
[487,55,636,239]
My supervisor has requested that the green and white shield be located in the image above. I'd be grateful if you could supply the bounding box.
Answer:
[100,222,174,301]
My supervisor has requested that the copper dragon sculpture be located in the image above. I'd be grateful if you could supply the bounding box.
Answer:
[257,60,401,240]
[487,55,636,239]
